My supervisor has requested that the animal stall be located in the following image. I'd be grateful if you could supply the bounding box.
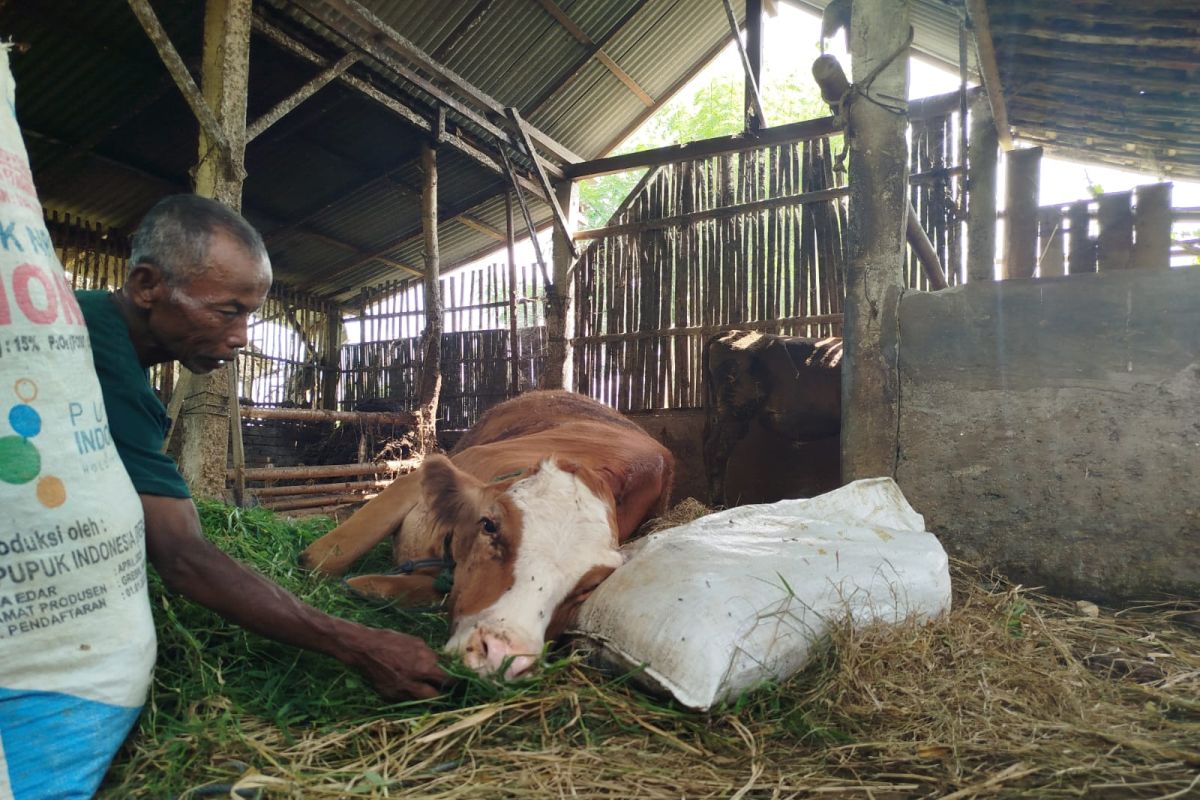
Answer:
[48,216,549,515]
[571,89,970,502]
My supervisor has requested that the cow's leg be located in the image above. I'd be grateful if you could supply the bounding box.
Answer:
[299,467,425,575]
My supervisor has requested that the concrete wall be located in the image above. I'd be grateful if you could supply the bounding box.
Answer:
[896,267,1200,601]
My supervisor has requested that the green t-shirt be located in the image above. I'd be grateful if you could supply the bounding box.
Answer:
[76,290,191,499]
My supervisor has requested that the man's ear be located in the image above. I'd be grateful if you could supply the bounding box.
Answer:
[124,263,170,311]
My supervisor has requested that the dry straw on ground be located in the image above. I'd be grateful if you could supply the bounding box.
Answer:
[102,503,1200,799]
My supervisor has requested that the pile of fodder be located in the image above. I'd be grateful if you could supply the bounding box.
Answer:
[101,503,1200,799]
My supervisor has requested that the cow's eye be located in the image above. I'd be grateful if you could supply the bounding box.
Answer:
[479,517,499,535]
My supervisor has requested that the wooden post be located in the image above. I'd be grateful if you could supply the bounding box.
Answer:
[175,0,252,500]
[414,142,443,452]
[505,191,521,396]
[1002,147,1041,279]
[1038,206,1065,278]
[1068,200,1095,274]
[542,179,578,390]
[966,94,998,282]
[841,0,910,483]
[320,310,342,409]
[1133,183,1172,270]
[1097,191,1133,271]
[744,0,764,133]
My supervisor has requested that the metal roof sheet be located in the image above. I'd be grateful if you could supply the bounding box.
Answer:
[6,0,1196,309]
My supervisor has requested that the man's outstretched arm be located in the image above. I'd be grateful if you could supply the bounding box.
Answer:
[140,494,449,700]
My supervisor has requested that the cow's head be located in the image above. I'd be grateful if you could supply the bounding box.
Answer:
[421,455,622,679]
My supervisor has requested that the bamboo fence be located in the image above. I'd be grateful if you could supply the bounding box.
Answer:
[573,135,853,412]
[339,261,546,429]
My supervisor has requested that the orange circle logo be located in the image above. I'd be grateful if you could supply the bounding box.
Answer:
[37,475,67,508]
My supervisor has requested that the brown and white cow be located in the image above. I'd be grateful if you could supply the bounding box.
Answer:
[299,390,674,679]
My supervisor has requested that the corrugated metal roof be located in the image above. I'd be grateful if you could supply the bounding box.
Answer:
[789,0,1199,180]
[5,0,1195,309]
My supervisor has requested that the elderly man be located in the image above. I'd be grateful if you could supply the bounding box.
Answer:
[76,194,449,701]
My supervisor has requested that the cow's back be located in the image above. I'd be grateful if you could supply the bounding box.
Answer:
[452,390,643,452]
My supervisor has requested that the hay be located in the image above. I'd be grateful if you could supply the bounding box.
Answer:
[100,503,1200,799]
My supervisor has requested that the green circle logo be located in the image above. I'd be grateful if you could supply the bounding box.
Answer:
[0,435,40,484]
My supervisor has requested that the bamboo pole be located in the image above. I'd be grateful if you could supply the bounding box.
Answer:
[260,494,376,512]
[239,407,415,425]
[251,479,392,498]
[1038,207,1065,278]
[232,461,410,482]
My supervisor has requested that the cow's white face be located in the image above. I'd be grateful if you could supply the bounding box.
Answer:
[421,456,621,679]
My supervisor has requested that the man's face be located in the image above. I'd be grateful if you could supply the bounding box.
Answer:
[149,229,272,374]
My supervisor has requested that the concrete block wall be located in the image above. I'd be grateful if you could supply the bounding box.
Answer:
[896,267,1200,601]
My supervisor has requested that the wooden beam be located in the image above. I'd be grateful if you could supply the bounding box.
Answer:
[455,214,506,241]
[251,15,550,203]
[576,186,850,240]
[414,142,444,454]
[246,51,360,143]
[298,0,582,166]
[965,0,1013,150]
[298,227,423,277]
[721,0,767,131]
[969,94,998,283]
[535,0,654,107]
[174,0,253,500]
[841,0,910,482]
[1002,146,1041,279]
[240,406,415,425]
[525,0,652,115]
[906,204,948,290]
[505,191,520,396]
[988,24,1200,50]
[566,115,839,179]
[126,0,230,159]
[431,0,495,62]
[507,107,577,258]
[747,0,764,129]
[543,179,578,390]
[233,461,409,482]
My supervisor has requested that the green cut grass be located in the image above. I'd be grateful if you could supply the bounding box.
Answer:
[99,501,1200,799]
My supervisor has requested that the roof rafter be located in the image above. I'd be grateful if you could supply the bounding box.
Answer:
[251,13,551,203]
[535,0,654,107]
[295,0,581,167]
[525,0,652,116]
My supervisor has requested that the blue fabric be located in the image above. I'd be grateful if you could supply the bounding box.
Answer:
[0,687,142,800]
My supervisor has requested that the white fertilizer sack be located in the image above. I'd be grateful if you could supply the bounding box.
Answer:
[0,47,154,799]
[572,478,951,710]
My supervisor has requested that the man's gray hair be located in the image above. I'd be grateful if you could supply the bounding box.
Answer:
[129,194,269,286]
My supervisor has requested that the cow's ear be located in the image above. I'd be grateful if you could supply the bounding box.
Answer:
[421,455,485,530]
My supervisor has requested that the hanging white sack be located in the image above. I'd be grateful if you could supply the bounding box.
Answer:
[0,46,154,800]
[571,478,951,711]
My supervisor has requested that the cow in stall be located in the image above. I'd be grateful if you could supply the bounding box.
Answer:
[704,330,842,506]
[299,390,674,679]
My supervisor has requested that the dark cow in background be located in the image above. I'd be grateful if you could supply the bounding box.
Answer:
[704,331,842,505]
[300,391,673,679]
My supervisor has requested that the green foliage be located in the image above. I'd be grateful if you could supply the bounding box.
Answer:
[578,67,830,229]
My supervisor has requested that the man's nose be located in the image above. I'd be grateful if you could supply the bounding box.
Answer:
[226,317,249,349]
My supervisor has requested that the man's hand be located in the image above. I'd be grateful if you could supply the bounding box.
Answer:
[141,494,452,701]
[340,626,450,701]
